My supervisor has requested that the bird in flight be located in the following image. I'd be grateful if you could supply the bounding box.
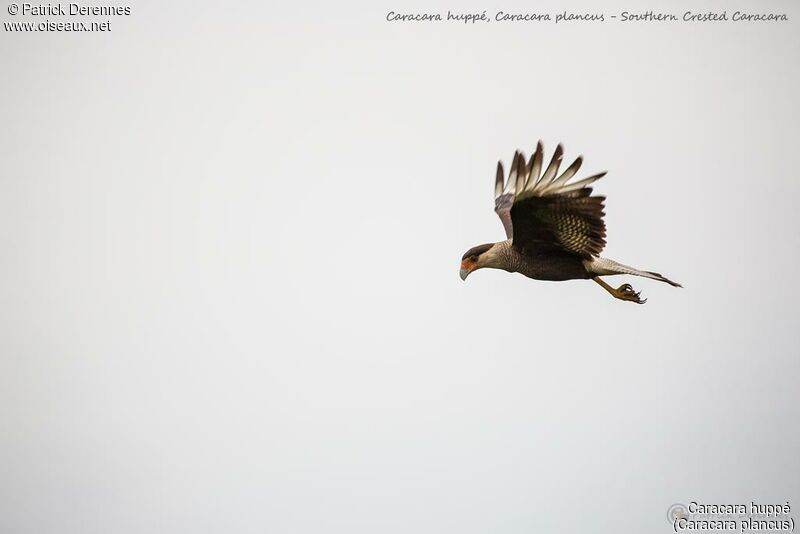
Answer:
[460,142,680,303]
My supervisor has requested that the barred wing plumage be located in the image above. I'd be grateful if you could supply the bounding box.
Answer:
[494,141,608,259]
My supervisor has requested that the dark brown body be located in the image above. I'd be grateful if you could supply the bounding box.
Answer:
[495,240,592,281]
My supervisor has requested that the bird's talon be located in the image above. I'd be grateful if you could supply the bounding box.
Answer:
[609,282,646,303]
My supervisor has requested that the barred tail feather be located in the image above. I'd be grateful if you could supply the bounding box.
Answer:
[587,257,682,287]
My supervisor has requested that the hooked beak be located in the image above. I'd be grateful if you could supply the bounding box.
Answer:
[459,259,475,281]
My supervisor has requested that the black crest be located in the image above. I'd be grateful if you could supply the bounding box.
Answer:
[462,243,493,261]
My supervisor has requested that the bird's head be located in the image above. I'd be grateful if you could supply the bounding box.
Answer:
[460,243,498,280]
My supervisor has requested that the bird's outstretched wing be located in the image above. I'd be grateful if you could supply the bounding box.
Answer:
[494,161,516,238]
[495,141,607,259]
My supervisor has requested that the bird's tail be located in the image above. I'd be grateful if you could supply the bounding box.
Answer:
[587,257,682,287]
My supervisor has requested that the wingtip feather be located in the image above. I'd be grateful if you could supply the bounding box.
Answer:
[495,161,504,198]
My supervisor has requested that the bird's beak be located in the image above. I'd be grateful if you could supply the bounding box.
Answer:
[459,259,475,281]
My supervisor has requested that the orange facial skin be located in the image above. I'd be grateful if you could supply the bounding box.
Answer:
[460,258,476,273]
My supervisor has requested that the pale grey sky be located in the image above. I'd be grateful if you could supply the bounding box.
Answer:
[1,1,798,533]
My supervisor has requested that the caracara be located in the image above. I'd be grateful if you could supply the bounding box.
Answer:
[460,142,680,303]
